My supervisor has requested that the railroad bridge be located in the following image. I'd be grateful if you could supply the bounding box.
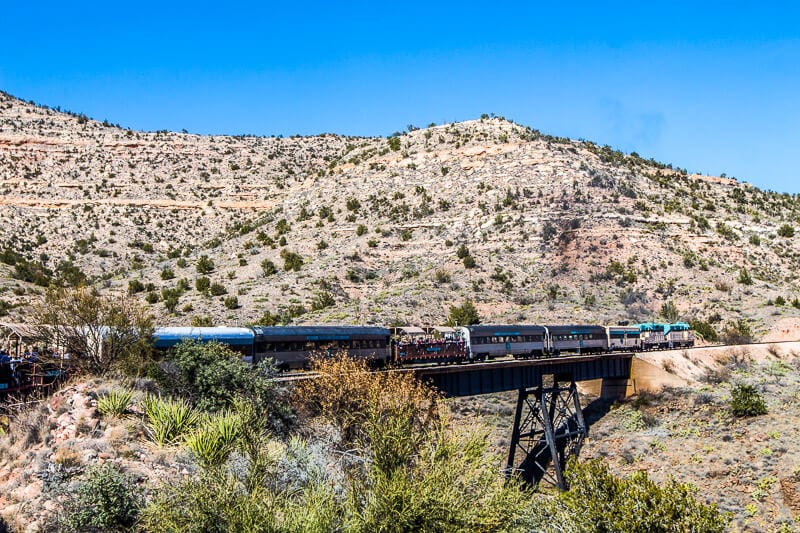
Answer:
[411,352,634,490]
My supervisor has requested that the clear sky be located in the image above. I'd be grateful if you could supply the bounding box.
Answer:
[1,1,798,192]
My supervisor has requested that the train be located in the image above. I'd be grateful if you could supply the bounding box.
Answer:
[152,322,695,370]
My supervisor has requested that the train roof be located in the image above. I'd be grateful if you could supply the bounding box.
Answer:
[466,325,546,335]
[546,324,607,334]
[152,327,254,349]
[251,325,391,340]
[608,325,640,331]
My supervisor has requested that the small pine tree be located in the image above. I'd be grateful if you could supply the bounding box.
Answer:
[729,384,767,416]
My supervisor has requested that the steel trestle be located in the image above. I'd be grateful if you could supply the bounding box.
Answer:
[505,380,586,490]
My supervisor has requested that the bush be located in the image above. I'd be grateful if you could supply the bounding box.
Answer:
[223,296,239,309]
[721,318,753,344]
[778,224,795,238]
[185,410,242,469]
[128,279,145,295]
[311,291,335,311]
[209,283,227,296]
[191,315,213,327]
[157,341,291,426]
[261,259,277,276]
[144,395,200,445]
[729,384,767,417]
[446,299,481,326]
[463,255,477,269]
[689,318,718,342]
[659,300,679,322]
[356,224,367,236]
[281,249,304,272]
[195,276,210,293]
[530,459,730,532]
[434,269,451,284]
[161,267,175,280]
[32,287,154,376]
[738,268,753,285]
[196,255,215,274]
[62,463,143,531]
[96,389,133,418]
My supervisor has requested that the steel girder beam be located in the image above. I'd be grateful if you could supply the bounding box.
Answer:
[505,380,587,490]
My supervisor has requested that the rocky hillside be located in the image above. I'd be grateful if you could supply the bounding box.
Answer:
[1,90,799,333]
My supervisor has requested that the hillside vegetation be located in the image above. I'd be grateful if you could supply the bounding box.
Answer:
[0,344,728,532]
[1,91,800,335]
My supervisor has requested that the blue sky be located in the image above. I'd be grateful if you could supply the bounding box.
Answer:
[1,1,798,192]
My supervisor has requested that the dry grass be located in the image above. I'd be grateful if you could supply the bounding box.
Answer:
[52,444,82,467]
[293,352,441,445]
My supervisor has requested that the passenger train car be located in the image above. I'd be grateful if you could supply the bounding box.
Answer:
[252,326,392,369]
[459,325,548,359]
[152,327,256,361]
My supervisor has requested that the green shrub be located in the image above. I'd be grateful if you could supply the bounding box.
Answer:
[161,288,180,313]
[456,244,470,259]
[778,224,795,238]
[356,224,367,236]
[209,283,227,296]
[161,267,175,280]
[157,341,290,425]
[434,269,451,284]
[738,268,753,285]
[223,296,239,309]
[62,463,143,531]
[721,318,753,344]
[261,259,277,276]
[659,300,679,322]
[463,255,476,268]
[729,384,767,417]
[128,279,145,295]
[191,315,213,327]
[281,249,304,272]
[196,255,215,275]
[185,410,242,469]
[530,459,730,532]
[311,291,335,311]
[195,276,210,293]
[96,389,133,418]
[689,318,718,342]
[446,299,481,326]
[144,396,200,445]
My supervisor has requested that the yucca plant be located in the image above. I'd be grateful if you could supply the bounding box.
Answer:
[144,396,200,445]
[185,411,242,468]
[96,389,134,418]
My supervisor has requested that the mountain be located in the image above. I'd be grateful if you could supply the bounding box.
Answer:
[1,90,798,336]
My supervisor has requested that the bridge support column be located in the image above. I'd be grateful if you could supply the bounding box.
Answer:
[600,377,630,400]
[505,380,587,490]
